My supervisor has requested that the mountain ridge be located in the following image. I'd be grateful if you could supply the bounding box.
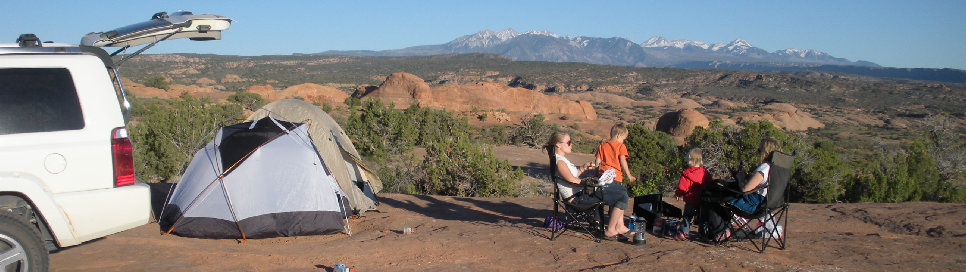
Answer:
[316,28,876,68]
[310,29,966,82]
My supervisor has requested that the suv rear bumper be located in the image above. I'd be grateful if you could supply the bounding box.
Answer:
[50,183,151,247]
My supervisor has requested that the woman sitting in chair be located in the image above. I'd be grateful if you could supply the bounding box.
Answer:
[546,132,634,239]
[729,137,782,214]
[703,137,782,242]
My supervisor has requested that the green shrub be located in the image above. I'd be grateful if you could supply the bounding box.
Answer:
[847,147,922,203]
[343,100,524,197]
[227,92,265,111]
[624,124,683,196]
[686,120,740,179]
[791,140,848,203]
[344,97,362,109]
[376,155,420,195]
[128,93,241,182]
[510,114,554,147]
[477,125,511,145]
[344,99,417,162]
[143,75,169,90]
[417,138,523,197]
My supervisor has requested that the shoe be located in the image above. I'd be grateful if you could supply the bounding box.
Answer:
[766,226,784,239]
[674,232,687,240]
[602,231,626,241]
[714,229,731,243]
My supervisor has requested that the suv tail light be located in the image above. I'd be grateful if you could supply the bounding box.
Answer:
[111,127,135,187]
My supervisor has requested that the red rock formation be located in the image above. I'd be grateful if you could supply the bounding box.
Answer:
[360,72,597,121]
[364,72,432,107]
[245,85,277,99]
[245,84,348,106]
[655,108,711,145]
[124,77,230,102]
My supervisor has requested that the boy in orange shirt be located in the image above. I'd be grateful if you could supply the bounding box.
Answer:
[594,123,637,238]
[595,123,637,183]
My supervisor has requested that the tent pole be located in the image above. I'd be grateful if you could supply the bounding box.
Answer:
[340,195,352,235]
[219,176,247,242]
[162,172,229,236]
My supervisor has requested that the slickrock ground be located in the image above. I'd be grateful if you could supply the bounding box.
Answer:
[49,194,966,271]
[50,146,965,271]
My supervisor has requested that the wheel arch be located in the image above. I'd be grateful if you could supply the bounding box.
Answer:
[0,176,80,250]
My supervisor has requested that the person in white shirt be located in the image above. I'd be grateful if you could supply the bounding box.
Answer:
[546,132,633,239]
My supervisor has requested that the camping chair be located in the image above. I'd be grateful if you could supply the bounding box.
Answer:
[725,151,793,253]
[545,145,607,243]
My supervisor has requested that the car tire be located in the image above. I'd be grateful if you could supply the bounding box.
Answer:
[0,210,49,272]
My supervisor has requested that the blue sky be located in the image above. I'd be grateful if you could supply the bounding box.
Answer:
[5,0,965,70]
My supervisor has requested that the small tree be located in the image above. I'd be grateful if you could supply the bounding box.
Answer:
[511,114,554,147]
[791,140,848,203]
[227,92,265,111]
[417,138,523,197]
[344,97,362,109]
[143,76,170,90]
[624,124,683,196]
[344,99,417,162]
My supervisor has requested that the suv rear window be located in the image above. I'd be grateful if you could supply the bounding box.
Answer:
[0,68,85,135]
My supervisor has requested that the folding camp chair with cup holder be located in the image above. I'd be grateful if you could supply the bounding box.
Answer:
[545,145,607,243]
[724,151,793,253]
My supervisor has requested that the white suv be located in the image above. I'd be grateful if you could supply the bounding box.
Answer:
[0,35,150,271]
[1,11,231,271]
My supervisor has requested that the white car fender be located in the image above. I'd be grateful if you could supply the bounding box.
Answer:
[0,174,81,247]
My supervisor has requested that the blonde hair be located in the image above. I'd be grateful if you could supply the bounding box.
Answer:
[610,123,628,138]
[686,148,703,167]
[545,131,569,155]
[759,137,781,163]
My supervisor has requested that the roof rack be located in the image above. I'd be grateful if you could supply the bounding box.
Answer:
[17,34,42,47]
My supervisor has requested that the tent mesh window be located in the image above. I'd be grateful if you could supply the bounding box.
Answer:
[218,118,298,174]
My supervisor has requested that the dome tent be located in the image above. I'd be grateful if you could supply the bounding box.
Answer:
[246,99,381,214]
[159,117,348,239]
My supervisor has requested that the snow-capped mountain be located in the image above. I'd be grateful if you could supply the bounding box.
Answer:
[447,28,519,49]
[642,36,711,50]
[317,29,878,68]
[776,48,829,58]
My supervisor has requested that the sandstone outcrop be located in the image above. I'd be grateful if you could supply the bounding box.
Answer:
[245,83,348,106]
[364,72,432,107]
[123,78,230,102]
[360,72,597,121]
[733,103,825,131]
[655,108,711,145]
[196,77,216,85]
[708,100,737,109]
[221,74,248,83]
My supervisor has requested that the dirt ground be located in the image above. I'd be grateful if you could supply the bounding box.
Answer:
[48,146,966,271]
[49,194,966,271]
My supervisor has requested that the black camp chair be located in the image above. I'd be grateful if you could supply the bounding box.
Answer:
[724,151,793,253]
[546,145,607,243]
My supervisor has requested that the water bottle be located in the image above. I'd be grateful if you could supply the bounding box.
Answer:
[333,263,346,272]
[628,215,637,232]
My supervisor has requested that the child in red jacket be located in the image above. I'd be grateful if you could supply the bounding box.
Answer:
[674,148,711,239]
